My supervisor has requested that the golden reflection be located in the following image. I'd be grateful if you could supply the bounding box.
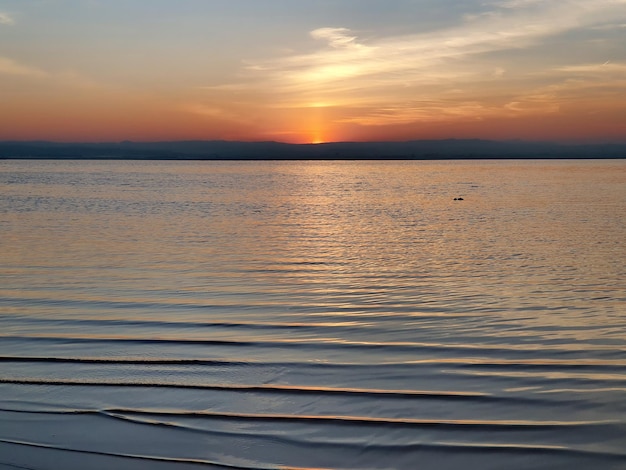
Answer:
[450,369,626,382]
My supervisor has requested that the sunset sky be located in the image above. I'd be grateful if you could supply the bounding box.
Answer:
[1,0,625,143]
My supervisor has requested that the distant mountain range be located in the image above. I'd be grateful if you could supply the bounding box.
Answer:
[1,139,625,160]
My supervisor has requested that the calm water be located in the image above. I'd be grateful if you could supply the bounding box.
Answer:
[1,159,625,470]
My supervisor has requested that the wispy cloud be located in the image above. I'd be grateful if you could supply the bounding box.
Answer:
[544,61,626,103]
[214,0,626,127]
[0,12,15,25]
[0,57,45,77]
[492,0,549,9]
[556,61,626,74]
[0,56,112,93]
[258,1,625,90]
[309,28,365,50]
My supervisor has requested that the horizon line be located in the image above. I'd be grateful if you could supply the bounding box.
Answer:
[2,138,626,146]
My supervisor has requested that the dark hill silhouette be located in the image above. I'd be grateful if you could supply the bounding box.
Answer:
[0,139,624,160]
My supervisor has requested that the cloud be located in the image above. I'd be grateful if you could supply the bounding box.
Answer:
[201,0,626,130]
[310,28,363,49]
[544,61,626,102]
[0,57,45,77]
[557,62,626,74]
[0,12,15,25]
[0,56,109,92]
[491,0,547,9]
[243,0,626,96]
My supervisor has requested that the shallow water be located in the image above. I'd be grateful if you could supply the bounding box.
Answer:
[1,159,625,469]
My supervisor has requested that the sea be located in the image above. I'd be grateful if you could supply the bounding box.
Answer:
[0,159,625,470]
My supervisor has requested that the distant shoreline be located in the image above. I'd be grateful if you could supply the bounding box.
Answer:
[3,156,626,161]
[1,139,625,160]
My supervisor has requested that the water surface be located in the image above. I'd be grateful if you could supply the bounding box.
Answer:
[1,160,625,469]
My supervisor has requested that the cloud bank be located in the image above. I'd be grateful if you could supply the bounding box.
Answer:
[217,0,626,130]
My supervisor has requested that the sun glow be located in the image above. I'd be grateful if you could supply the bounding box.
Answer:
[292,103,331,144]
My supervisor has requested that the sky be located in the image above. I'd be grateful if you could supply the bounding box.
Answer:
[1,0,626,143]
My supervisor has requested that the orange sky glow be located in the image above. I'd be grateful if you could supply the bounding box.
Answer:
[1,1,625,143]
